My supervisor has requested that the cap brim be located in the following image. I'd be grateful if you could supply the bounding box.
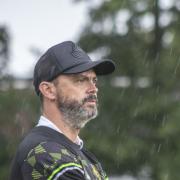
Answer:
[62,59,115,75]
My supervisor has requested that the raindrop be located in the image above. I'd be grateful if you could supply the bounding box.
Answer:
[174,57,180,75]
[116,126,121,134]
[157,144,162,153]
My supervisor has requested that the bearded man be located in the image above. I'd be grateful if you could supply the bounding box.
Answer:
[10,41,115,180]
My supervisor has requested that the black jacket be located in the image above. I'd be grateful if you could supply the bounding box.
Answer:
[10,126,108,180]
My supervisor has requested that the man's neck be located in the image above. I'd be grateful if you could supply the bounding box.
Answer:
[42,112,80,143]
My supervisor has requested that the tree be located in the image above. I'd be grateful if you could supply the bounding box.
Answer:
[0,89,40,179]
[0,26,9,77]
[76,0,180,179]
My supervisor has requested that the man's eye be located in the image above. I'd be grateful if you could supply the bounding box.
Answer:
[93,79,98,84]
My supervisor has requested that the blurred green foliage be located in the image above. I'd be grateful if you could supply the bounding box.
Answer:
[0,26,9,77]
[0,89,40,179]
[77,0,180,179]
[1,0,180,179]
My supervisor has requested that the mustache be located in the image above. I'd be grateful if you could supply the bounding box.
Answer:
[82,95,98,104]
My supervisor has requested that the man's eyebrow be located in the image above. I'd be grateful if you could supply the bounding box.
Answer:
[69,74,85,79]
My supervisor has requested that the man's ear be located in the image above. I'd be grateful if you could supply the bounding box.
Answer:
[39,81,56,100]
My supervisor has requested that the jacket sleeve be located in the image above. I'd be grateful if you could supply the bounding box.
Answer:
[21,141,85,180]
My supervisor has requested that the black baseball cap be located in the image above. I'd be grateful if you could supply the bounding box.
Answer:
[33,41,115,95]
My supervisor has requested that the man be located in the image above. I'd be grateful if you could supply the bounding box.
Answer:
[10,41,115,180]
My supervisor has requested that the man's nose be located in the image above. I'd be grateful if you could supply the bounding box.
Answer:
[87,81,98,94]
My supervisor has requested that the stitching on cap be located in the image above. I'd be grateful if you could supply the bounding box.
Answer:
[71,43,87,59]
[50,47,63,70]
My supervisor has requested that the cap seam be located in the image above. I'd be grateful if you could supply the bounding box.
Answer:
[50,48,64,70]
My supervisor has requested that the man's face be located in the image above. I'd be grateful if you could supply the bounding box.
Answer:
[54,70,98,129]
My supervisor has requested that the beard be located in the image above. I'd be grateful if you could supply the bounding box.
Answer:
[56,91,98,129]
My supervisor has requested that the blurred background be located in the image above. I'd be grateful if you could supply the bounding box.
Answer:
[1,0,180,179]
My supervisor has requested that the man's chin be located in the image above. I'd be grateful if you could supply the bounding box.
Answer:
[77,114,97,129]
